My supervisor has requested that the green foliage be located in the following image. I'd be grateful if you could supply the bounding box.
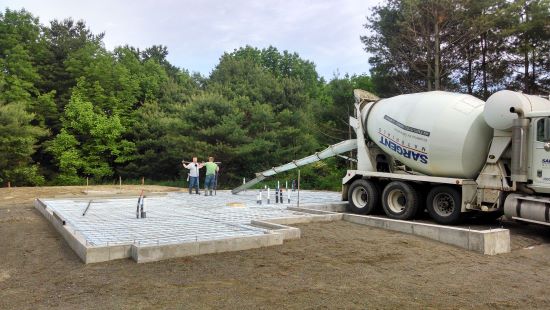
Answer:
[124,99,192,181]
[0,9,42,103]
[48,86,135,184]
[363,0,550,97]
[503,0,550,93]
[4,7,350,189]
[0,104,46,185]
[2,5,547,191]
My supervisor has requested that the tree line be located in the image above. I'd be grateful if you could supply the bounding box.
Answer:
[1,2,547,188]
[0,8,371,187]
[363,0,549,98]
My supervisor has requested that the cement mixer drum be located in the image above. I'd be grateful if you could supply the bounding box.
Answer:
[364,91,493,179]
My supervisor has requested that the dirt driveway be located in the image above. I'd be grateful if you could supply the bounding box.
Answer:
[1,186,550,309]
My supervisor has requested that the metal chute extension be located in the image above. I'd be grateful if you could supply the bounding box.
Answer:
[232,139,358,194]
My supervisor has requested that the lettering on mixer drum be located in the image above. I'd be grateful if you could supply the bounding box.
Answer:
[384,115,431,137]
[379,136,429,164]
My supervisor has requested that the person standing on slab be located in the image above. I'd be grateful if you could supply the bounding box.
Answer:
[203,157,219,196]
[183,157,203,194]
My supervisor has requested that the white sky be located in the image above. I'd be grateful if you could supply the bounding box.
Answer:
[2,0,379,80]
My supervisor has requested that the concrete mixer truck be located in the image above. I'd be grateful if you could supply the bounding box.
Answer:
[233,89,550,226]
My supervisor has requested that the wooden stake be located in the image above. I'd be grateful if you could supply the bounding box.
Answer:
[141,177,144,186]
[119,176,122,190]
[7,181,11,188]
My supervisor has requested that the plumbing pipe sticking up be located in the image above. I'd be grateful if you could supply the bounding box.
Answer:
[267,187,270,204]
[136,196,141,219]
[287,188,291,204]
[259,190,263,205]
[275,187,279,203]
[136,198,140,218]
[279,187,283,203]
[297,170,301,208]
[286,180,289,203]
[256,192,261,204]
[140,196,146,219]
[136,190,143,219]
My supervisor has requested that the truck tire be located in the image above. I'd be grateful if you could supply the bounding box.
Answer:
[347,179,380,214]
[381,181,419,220]
[426,186,462,225]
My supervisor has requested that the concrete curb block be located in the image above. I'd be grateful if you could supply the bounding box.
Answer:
[297,202,348,212]
[250,220,301,239]
[132,233,284,263]
[342,214,510,255]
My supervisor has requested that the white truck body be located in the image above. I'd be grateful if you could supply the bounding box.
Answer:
[345,89,550,225]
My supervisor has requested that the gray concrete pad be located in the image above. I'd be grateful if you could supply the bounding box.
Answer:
[35,190,341,263]
[342,213,510,255]
[35,189,511,263]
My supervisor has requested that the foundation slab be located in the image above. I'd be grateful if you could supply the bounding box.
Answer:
[35,190,341,263]
[35,190,511,263]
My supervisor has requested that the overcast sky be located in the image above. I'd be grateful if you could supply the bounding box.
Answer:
[3,0,379,80]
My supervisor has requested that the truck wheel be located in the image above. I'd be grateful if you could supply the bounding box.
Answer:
[347,179,380,214]
[381,181,419,220]
[426,186,462,225]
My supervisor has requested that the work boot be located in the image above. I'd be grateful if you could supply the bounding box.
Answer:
[188,188,192,195]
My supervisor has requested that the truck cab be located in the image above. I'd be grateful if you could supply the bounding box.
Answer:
[530,115,550,193]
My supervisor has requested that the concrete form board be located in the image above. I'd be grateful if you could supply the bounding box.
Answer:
[480,229,511,255]
[132,232,286,263]
[342,213,510,255]
[297,202,348,212]
[34,199,88,262]
[251,220,301,239]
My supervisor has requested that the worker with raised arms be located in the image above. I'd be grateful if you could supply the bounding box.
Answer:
[182,157,203,195]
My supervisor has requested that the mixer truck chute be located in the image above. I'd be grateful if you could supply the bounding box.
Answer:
[231,139,358,194]
[234,89,550,226]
